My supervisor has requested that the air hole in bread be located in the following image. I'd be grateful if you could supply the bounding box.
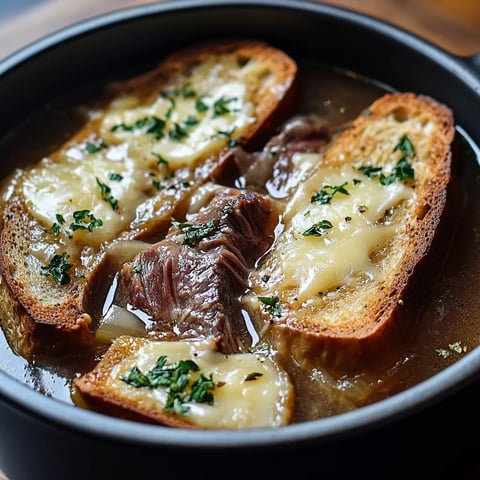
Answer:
[416,202,431,220]
[237,55,251,67]
[392,106,409,122]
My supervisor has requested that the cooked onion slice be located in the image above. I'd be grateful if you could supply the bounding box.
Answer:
[95,305,146,343]
[104,240,152,266]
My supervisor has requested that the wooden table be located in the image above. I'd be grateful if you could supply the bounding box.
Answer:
[0,0,479,60]
[0,1,479,479]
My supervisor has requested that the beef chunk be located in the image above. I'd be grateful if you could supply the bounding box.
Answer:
[213,114,331,198]
[116,188,278,353]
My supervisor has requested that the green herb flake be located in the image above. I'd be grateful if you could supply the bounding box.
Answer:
[302,220,333,237]
[168,115,199,141]
[111,116,166,140]
[43,223,61,236]
[168,123,189,141]
[195,97,209,113]
[161,83,197,100]
[69,210,103,231]
[151,152,169,167]
[258,295,282,317]
[394,134,415,158]
[44,213,65,236]
[311,182,349,205]
[40,252,73,285]
[215,127,238,147]
[183,115,199,127]
[108,172,123,182]
[120,365,151,387]
[96,177,119,211]
[151,179,165,190]
[179,83,197,99]
[379,158,415,185]
[186,373,215,405]
[358,165,382,178]
[213,96,239,117]
[173,219,217,247]
[121,356,216,416]
[394,157,415,182]
[84,139,107,154]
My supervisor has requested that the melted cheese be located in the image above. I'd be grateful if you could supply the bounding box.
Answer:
[271,160,414,302]
[101,56,257,169]
[20,54,262,258]
[107,339,293,429]
[21,150,150,247]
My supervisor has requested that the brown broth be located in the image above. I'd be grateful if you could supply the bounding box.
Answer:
[0,60,479,424]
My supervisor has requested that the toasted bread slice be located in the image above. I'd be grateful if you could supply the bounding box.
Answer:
[0,39,297,359]
[244,92,454,369]
[73,335,294,429]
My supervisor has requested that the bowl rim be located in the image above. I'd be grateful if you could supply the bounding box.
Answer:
[1,343,478,449]
[0,0,479,449]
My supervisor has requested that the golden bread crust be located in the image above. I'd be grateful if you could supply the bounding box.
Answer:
[249,92,454,369]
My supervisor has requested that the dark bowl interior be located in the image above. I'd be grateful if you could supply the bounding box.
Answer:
[0,1,479,479]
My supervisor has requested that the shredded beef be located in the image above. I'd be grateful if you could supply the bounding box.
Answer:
[215,114,331,198]
[116,188,277,354]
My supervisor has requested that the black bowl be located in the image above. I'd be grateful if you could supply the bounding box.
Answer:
[0,1,479,479]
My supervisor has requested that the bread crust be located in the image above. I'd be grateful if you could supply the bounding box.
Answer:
[248,92,455,370]
[0,39,297,359]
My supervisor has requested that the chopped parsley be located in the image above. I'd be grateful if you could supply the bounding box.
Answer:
[44,211,103,236]
[84,138,107,154]
[173,219,217,247]
[151,152,169,167]
[311,182,349,205]
[44,213,66,236]
[108,172,123,182]
[178,83,197,99]
[121,355,216,415]
[258,295,282,317]
[359,134,415,185]
[394,134,415,158]
[213,96,239,117]
[110,85,241,147]
[168,122,189,141]
[110,115,166,140]
[215,127,238,147]
[380,158,415,185]
[69,210,103,231]
[168,115,199,141]
[302,220,333,236]
[96,177,119,211]
[40,252,73,285]
[195,97,209,113]
[358,165,383,178]
[151,178,165,190]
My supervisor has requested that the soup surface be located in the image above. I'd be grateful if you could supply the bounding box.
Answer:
[0,58,479,425]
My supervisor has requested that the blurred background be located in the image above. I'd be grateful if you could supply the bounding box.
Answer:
[0,0,479,60]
